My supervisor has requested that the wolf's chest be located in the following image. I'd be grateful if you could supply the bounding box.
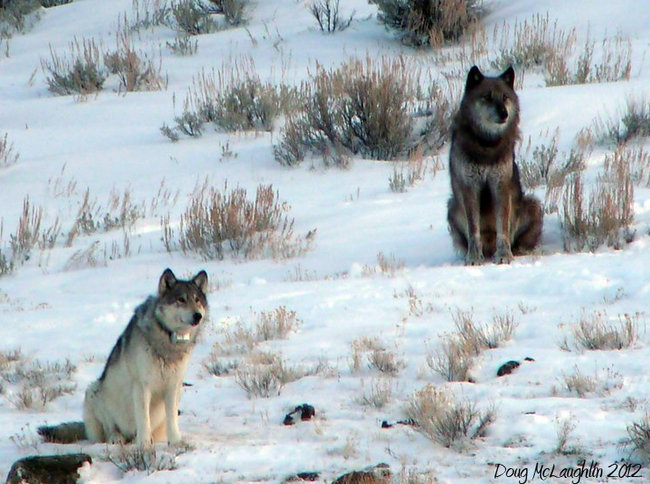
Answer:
[454,155,512,185]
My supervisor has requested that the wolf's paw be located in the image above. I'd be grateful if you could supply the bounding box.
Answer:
[465,252,485,265]
[494,249,514,264]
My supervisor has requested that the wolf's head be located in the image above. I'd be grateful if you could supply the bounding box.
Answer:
[459,65,519,141]
[154,268,208,342]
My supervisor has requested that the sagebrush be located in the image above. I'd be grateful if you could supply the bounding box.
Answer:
[405,384,495,448]
[274,56,453,166]
[41,38,107,95]
[167,59,296,139]
[560,149,634,251]
[375,0,483,47]
[176,181,309,260]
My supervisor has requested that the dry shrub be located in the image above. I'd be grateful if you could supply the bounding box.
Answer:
[234,351,304,398]
[389,148,440,192]
[596,97,650,145]
[207,0,248,26]
[177,181,308,260]
[166,34,198,56]
[560,150,634,252]
[128,0,170,31]
[452,309,516,354]
[427,310,516,382]
[358,378,394,409]
[362,251,405,277]
[40,0,72,6]
[625,412,650,464]
[0,0,41,35]
[349,337,383,373]
[275,56,453,166]
[545,35,632,87]
[169,59,296,138]
[568,311,640,351]
[491,13,576,71]
[613,145,650,187]
[375,0,483,47]
[168,0,218,35]
[203,352,238,376]
[405,384,495,448]
[554,416,579,455]
[0,132,19,168]
[309,0,354,33]
[65,187,145,249]
[9,196,42,264]
[394,469,438,484]
[0,228,14,275]
[106,444,177,474]
[426,334,473,382]
[41,38,107,95]
[254,306,300,341]
[368,348,405,375]
[1,196,61,273]
[517,128,591,192]
[104,25,166,92]
[1,355,77,410]
[559,365,622,398]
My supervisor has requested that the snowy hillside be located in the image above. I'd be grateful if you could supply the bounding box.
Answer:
[0,0,649,482]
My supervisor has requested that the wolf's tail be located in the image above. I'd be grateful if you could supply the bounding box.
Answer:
[38,421,86,443]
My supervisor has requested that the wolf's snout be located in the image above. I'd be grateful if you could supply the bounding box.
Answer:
[192,312,203,325]
[497,105,508,122]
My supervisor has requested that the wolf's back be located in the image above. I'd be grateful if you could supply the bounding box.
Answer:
[37,421,86,443]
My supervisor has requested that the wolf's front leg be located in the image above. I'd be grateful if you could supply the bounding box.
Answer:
[165,385,182,445]
[493,182,514,264]
[462,186,484,265]
[133,386,153,447]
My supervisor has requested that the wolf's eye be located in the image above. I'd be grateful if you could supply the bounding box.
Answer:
[177,296,187,304]
[195,297,200,303]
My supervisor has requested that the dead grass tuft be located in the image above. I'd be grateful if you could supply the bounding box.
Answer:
[0,132,20,169]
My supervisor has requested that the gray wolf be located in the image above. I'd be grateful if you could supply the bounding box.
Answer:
[38,268,208,446]
[447,65,542,264]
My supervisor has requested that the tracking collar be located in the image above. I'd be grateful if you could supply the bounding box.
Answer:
[154,314,192,345]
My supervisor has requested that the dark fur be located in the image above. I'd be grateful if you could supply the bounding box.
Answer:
[447,66,542,264]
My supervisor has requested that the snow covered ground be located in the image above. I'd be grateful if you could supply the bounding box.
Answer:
[0,0,649,482]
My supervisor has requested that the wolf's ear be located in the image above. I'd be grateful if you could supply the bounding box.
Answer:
[500,65,515,89]
[465,65,484,91]
[192,270,208,294]
[159,268,177,296]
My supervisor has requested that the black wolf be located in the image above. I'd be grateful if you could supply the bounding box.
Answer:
[447,65,542,264]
